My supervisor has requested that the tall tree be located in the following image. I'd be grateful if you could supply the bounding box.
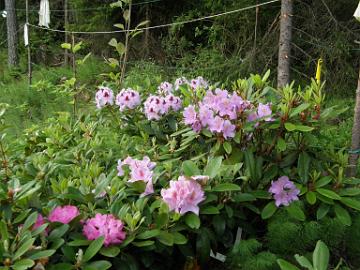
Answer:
[5,0,18,67]
[277,0,293,88]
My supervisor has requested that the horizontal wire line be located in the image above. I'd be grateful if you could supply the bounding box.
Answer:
[9,0,162,12]
[27,0,280,35]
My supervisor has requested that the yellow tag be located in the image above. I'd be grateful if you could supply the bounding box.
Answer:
[316,58,323,84]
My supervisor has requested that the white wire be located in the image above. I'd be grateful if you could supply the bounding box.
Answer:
[28,0,280,35]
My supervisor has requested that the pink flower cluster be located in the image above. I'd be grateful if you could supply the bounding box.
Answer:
[83,213,126,246]
[158,81,174,95]
[173,76,209,91]
[95,87,114,109]
[183,88,275,138]
[144,94,182,120]
[115,88,141,111]
[161,176,205,215]
[269,176,300,207]
[117,156,156,196]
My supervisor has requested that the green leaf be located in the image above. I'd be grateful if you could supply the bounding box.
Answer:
[233,193,256,202]
[99,246,120,257]
[294,255,313,269]
[290,103,310,118]
[316,204,330,220]
[261,202,277,219]
[294,125,314,132]
[11,259,35,270]
[48,224,69,241]
[116,42,126,55]
[28,249,55,260]
[315,176,332,188]
[286,203,306,221]
[339,188,360,196]
[67,240,92,246]
[61,43,71,50]
[155,213,168,228]
[284,122,296,131]
[156,231,174,246]
[306,191,317,205]
[316,188,341,200]
[21,212,38,232]
[313,240,329,270]
[212,183,241,192]
[223,142,232,154]
[341,197,360,211]
[132,240,155,247]
[298,152,310,184]
[13,238,35,260]
[277,138,287,152]
[185,213,200,229]
[137,229,161,240]
[82,236,104,263]
[200,206,220,215]
[182,160,200,177]
[277,259,301,270]
[204,156,222,178]
[172,232,188,245]
[83,260,112,270]
[72,41,83,53]
[108,38,118,47]
[123,9,130,21]
[114,23,125,29]
[0,221,8,240]
[334,204,351,226]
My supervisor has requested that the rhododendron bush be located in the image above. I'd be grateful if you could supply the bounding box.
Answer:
[0,73,359,270]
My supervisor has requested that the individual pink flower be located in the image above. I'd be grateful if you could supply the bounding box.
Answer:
[83,213,126,246]
[48,205,79,224]
[183,105,198,125]
[95,86,114,109]
[117,156,156,196]
[158,81,174,95]
[165,94,182,111]
[115,88,141,111]
[209,116,224,133]
[161,176,205,215]
[257,103,273,122]
[198,105,213,127]
[222,120,236,139]
[33,214,46,230]
[269,176,300,207]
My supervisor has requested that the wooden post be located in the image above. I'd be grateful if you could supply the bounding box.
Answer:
[277,0,293,88]
[26,0,32,85]
[348,67,360,177]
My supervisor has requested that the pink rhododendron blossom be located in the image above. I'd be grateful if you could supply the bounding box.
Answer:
[209,116,224,133]
[183,105,198,125]
[165,94,182,111]
[115,88,141,111]
[33,214,46,230]
[117,156,156,196]
[199,106,213,127]
[190,76,209,90]
[175,77,189,90]
[83,213,126,246]
[95,86,114,109]
[257,103,273,121]
[158,81,174,95]
[269,176,300,207]
[161,176,205,215]
[222,120,236,139]
[144,95,167,120]
[48,205,79,224]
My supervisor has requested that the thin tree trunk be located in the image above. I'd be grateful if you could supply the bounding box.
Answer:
[64,0,69,66]
[5,0,18,67]
[277,0,293,88]
[348,68,360,177]
[119,2,132,86]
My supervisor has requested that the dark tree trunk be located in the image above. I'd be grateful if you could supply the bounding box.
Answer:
[277,0,293,88]
[5,0,18,67]
[348,68,360,177]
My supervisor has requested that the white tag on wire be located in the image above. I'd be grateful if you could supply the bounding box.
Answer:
[24,24,29,46]
[210,249,227,262]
